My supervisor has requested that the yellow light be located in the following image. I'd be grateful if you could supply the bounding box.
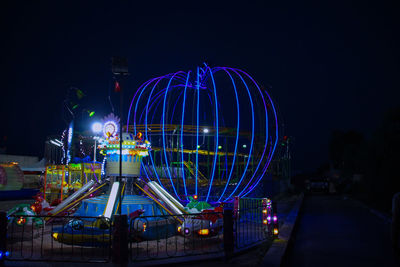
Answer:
[274,228,279,235]
[17,217,26,225]
[143,223,147,232]
[262,209,267,214]
[52,233,58,240]
[198,229,209,236]
[177,226,182,232]
[263,219,268,225]
[193,195,198,200]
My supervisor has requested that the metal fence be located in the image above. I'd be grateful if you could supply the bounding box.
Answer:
[5,214,111,263]
[2,200,276,264]
[129,212,224,262]
[235,200,271,250]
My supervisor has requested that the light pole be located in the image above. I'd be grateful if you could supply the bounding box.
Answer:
[92,122,103,162]
[112,56,129,216]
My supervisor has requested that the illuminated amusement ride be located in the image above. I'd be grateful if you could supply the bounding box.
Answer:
[7,64,279,244]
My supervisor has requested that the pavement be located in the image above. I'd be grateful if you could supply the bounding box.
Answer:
[262,193,304,267]
[284,195,399,267]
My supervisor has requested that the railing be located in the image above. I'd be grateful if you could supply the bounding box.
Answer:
[5,214,111,263]
[2,199,276,264]
[129,212,224,262]
[234,202,271,250]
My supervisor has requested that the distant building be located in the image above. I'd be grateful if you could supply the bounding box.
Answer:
[0,154,45,189]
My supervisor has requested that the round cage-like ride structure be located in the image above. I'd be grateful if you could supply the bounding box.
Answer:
[127,64,278,202]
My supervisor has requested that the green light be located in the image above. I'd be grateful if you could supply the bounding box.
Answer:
[76,89,85,99]
[89,111,95,117]
[218,145,222,149]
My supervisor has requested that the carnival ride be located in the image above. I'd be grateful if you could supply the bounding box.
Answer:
[8,64,279,246]
[43,163,102,204]
[127,64,278,202]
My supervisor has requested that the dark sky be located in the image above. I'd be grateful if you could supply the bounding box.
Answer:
[1,1,399,172]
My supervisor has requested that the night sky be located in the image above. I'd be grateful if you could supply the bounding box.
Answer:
[1,1,399,173]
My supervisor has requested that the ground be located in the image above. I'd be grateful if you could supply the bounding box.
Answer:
[285,195,398,267]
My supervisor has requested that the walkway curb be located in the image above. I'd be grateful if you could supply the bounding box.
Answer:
[260,193,304,267]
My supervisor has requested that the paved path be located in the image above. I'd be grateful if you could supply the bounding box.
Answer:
[285,195,398,267]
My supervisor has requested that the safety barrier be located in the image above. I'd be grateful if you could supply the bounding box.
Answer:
[1,199,276,264]
[129,211,224,262]
[234,199,275,250]
[3,213,111,263]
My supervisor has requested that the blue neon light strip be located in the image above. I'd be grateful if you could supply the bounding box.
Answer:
[243,87,278,197]
[224,69,255,201]
[130,72,176,134]
[167,90,184,189]
[145,78,165,186]
[218,69,240,202]
[127,79,152,133]
[237,69,277,197]
[181,71,190,200]
[128,78,159,135]
[243,139,274,197]
[141,161,150,181]
[126,65,278,201]
[162,71,183,201]
[205,67,219,202]
[236,68,269,197]
[138,88,166,124]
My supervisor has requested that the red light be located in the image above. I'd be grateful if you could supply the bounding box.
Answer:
[283,136,288,141]
[17,217,26,225]
[193,195,198,200]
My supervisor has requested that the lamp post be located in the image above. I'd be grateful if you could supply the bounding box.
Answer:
[92,122,102,162]
[112,56,129,216]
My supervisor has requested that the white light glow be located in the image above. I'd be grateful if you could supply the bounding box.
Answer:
[203,128,209,133]
[92,122,103,133]
[54,139,63,146]
[50,140,62,147]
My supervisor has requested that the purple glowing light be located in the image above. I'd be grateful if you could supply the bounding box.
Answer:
[127,64,278,201]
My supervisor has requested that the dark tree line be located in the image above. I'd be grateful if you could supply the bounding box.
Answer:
[330,107,400,212]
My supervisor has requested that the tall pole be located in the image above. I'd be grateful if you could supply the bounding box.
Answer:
[118,80,123,215]
[94,139,97,162]
[112,56,129,215]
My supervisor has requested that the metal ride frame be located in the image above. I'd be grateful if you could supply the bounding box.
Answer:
[126,124,263,200]
[126,65,279,203]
